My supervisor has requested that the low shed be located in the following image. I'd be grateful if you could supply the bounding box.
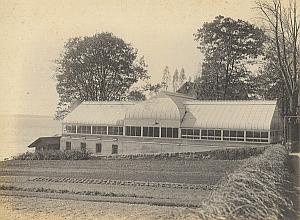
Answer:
[28,136,61,152]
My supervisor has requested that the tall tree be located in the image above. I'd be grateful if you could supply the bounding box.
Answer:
[194,15,265,100]
[172,68,179,92]
[256,0,300,152]
[162,66,171,91]
[179,68,186,88]
[55,32,148,119]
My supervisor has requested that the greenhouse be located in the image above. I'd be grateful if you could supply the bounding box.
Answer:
[60,92,282,155]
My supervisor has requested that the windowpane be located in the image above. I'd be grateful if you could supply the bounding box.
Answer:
[237,131,244,137]
[181,129,187,135]
[112,145,118,154]
[194,129,200,136]
[202,130,207,136]
[254,131,260,138]
[130,126,136,136]
[230,131,237,137]
[96,143,102,153]
[173,128,178,138]
[187,129,193,135]
[119,127,123,135]
[143,127,148,136]
[108,127,113,135]
[136,127,141,136]
[215,130,221,136]
[208,130,214,136]
[167,128,172,138]
[261,132,268,138]
[223,130,229,137]
[246,131,253,137]
[125,126,130,136]
[66,142,71,151]
[149,127,154,137]
[154,127,159,137]
[161,128,166,137]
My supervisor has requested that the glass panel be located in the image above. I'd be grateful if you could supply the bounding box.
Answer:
[237,131,244,137]
[130,126,136,136]
[230,131,237,137]
[154,127,159,137]
[112,145,118,154]
[254,131,260,138]
[173,128,178,138]
[261,132,268,138]
[167,128,172,138]
[125,126,130,136]
[119,127,123,135]
[161,127,166,137]
[223,130,229,137]
[143,127,148,136]
[202,130,207,136]
[194,129,200,136]
[108,127,113,135]
[215,130,221,136]
[181,129,187,135]
[136,127,141,136]
[208,130,214,136]
[246,131,253,137]
[96,143,102,153]
[187,129,193,135]
[149,127,154,137]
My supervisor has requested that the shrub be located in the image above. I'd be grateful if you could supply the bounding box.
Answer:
[12,150,91,160]
[196,145,297,220]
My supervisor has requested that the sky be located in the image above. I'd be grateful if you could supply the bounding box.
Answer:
[0,0,259,116]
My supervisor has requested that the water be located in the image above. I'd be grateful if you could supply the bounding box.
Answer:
[0,114,61,160]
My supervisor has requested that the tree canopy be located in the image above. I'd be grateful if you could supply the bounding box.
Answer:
[55,32,148,119]
[194,15,265,100]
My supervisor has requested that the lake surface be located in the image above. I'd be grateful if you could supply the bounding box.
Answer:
[0,114,61,160]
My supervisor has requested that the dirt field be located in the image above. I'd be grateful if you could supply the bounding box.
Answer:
[0,159,243,219]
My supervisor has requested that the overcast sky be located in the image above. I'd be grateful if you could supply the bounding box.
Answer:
[0,0,259,116]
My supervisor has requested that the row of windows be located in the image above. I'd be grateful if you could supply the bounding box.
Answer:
[65,142,118,154]
[65,125,271,142]
[181,129,270,143]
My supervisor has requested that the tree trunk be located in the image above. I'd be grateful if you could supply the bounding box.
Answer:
[289,92,299,152]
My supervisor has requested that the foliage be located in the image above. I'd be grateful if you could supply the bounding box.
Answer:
[161,66,171,91]
[179,68,186,89]
[55,32,148,119]
[196,145,297,220]
[256,0,300,152]
[142,82,162,95]
[194,15,265,100]
[172,68,179,92]
[12,150,92,160]
[127,90,146,101]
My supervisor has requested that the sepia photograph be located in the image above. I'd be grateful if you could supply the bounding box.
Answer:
[0,0,299,219]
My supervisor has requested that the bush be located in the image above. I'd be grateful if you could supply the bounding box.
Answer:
[196,145,297,220]
[12,150,91,160]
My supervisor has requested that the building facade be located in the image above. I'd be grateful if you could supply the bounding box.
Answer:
[60,92,282,155]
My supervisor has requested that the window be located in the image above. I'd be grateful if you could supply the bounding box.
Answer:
[66,142,71,151]
[143,127,159,137]
[96,143,102,153]
[92,126,107,135]
[108,126,123,135]
[81,143,87,152]
[65,125,76,133]
[201,129,221,140]
[77,125,91,134]
[161,127,178,138]
[223,130,244,141]
[125,126,141,136]
[112,145,118,154]
[181,128,201,139]
[246,131,269,143]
